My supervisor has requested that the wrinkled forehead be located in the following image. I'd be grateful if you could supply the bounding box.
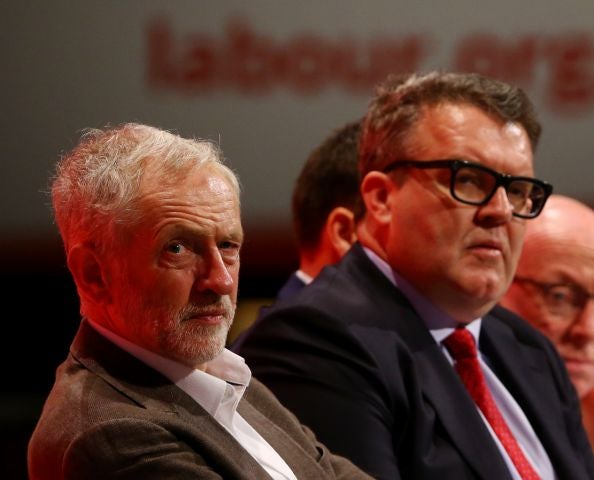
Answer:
[404,104,533,163]
[141,158,239,196]
[123,162,240,235]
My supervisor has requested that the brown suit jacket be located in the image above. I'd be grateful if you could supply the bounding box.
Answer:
[28,320,370,480]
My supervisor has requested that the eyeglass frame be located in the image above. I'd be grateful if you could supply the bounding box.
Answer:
[513,275,594,320]
[382,159,553,219]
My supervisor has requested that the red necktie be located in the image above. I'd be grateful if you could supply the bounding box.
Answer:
[443,327,541,480]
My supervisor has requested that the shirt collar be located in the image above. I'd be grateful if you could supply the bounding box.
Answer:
[362,246,482,344]
[295,269,314,285]
[86,318,251,418]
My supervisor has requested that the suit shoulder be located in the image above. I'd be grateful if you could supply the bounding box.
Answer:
[488,304,557,351]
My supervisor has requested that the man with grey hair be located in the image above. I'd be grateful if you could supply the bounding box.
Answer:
[27,123,372,480]
[236,72,594,479]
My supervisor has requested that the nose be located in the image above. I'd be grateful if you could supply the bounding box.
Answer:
[566,300,594,345]
[193,249,235,296]
[476,186,514,224]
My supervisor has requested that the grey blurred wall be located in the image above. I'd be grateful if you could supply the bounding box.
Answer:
[3,0,594,244]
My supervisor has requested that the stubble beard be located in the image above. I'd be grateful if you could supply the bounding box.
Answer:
[162,300,235,366]
[124,295,235,368]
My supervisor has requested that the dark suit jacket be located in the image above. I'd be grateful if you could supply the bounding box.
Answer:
[276,272,307,301]
[231,272,306,353]
[28,320,371,480]
[236,243,594,480]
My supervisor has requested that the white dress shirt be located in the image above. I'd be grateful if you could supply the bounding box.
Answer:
[363,247,556,480]
[295,269,314,285]
[87,319,297,480]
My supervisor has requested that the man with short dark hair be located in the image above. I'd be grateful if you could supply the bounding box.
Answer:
[280,120,362,299]
[236,72,594,479]
[231,120,362,347]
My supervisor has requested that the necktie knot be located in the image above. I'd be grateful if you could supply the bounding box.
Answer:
[443,327,477,360]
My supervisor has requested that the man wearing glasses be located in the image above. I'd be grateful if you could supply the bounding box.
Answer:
[236,71,594,479]
[501,194,594,445]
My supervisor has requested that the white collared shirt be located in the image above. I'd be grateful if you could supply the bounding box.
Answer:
[87,319,297,480]
[295,269,314,285]
[363,247,556,480]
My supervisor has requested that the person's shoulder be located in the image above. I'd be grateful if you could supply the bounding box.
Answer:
[486,305,573,393]
[234,261,375,367]
[252,259,357,323]
[239,244,420,349]
[243,376,286,413]
[487,303,554,349]
[32,350,147,432]
[276,272,306,300]
[275,244,390,312]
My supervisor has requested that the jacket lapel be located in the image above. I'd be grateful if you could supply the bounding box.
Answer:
[344,246,513,479]
[414,344,513,480]
[481,313,589,479]
[71,320,275,480]
[238,397,332,479]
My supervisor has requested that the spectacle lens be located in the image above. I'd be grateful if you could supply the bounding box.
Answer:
[514,276,594,320]
[383,159,552,219]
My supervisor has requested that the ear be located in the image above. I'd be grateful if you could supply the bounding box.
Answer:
[326,206,356,257]
[67,243,112,305]
[360,171,393,226]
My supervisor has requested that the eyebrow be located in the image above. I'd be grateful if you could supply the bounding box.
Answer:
[161,223,244,244]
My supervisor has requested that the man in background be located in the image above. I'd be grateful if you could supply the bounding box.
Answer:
[275,120,362,299]
[231,120,362,347]
[501,194,594,445]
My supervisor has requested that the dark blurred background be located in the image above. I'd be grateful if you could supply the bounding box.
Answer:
[3,1,594,478]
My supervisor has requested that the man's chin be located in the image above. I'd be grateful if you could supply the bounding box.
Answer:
[457,274,506,305]
[163,324,230,367]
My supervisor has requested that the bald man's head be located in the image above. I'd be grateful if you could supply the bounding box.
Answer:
[521,195,594,266]
[501,195,594,398]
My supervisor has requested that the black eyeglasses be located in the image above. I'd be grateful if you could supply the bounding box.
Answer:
[514,276,594,320]
[383,159,553,219]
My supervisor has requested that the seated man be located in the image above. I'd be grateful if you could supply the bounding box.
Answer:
[277,119,362,298]
[27,123,372,480]
[501,194,594,445]
[236,71,594,479]
[231,120,362,348]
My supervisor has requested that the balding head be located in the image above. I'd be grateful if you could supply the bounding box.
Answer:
[520,195,594,269]
[501,194,594,397]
